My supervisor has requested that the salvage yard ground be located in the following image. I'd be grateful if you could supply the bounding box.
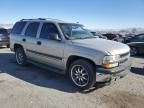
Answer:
[0,48,144,108]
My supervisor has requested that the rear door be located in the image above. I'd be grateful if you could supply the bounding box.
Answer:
[22,22,41,60]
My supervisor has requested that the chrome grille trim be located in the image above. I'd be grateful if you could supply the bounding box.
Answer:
[120,52,130,58]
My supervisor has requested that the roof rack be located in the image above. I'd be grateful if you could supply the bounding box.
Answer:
[20,18,63,21]
[20,19,33,21]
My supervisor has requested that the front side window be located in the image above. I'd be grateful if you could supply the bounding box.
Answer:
[40,23,59,39]
[25,22,40,37]
[59,23,93,40]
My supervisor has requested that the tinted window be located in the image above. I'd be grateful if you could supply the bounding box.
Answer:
[11,22,26,35]
[0,29,8,34]
[25,22,40,37]
[40,23,59,39]
[137,34,144,40]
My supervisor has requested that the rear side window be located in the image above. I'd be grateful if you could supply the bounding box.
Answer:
[11,22,26,35]
[40,23,59,39]
[25,22,40,37]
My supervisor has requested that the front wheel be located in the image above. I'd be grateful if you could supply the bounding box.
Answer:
[15,47,27,66]
[69,59,96,90]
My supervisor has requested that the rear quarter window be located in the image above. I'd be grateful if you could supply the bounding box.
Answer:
[11,22,27,35]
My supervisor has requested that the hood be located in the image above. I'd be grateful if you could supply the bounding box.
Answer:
[71,38,130,55]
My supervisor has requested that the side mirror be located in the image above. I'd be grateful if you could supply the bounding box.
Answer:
[48,33,61,41]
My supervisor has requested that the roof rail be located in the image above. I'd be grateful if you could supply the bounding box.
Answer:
[20,19,33,21]
[37,18,46,20]
[20,18,63,22]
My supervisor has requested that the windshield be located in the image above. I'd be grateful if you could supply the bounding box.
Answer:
[59,23,94,40]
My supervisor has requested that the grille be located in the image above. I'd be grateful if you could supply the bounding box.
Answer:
[119,51,130,65]
[119,58,128,64]
[120,52,130,58]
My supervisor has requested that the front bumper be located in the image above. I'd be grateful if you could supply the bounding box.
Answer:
[96,59,131,82]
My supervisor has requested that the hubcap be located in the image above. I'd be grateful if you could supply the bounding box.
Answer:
[71,65,89,87]
[16,50,24,64]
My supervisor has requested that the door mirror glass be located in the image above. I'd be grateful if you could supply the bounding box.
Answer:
[48,33,61,41]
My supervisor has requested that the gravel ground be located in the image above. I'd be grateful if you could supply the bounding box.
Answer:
[0,48,144,108]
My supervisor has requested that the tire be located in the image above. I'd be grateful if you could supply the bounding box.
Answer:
[68,59,96,90]
[130,47,138,56]
[15,47,27,66]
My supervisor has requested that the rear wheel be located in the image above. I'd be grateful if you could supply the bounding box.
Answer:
[68,59,96,90]
[15,47,27,66]
[130,47,138,56]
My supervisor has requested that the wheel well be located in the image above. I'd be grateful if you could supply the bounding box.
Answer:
[66,56,96,70]
[14,44,23,52]
[130,46,139,53]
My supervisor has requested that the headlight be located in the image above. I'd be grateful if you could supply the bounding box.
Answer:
[103,55,120,64]
[102,55,120,69]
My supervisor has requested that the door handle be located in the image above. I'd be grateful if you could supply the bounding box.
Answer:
[37,41,42,45]
[22,38,26,42]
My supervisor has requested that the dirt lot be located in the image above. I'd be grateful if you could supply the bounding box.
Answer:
[0,48,144,108]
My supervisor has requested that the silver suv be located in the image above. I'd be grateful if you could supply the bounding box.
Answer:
[10,18,131,89]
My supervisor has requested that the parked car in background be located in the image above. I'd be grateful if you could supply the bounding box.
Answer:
[127,42,144,56]
[10,18,131,90]
[103,33,124,43]
[0,28,10,47]
[125,34,136,43]
[103,33,116,40]
[113,34,125,43]
[125,36,134,43]
[90,31,107,39]
[125,34,144,43]
[126,34,144,56]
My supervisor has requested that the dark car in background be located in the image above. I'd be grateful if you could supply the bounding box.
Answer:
[103,33,116,40]
[103,33,124,43]
[128,42,144,56]
[125,34,144,43]
[126,34,144,56]
[0,28,10,47]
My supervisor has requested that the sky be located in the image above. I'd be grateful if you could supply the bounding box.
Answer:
[0,0,144,29]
